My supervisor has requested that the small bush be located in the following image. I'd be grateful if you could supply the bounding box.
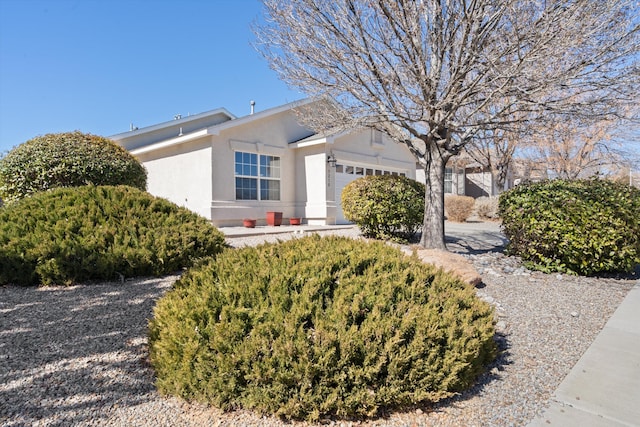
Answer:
[474,196,500,220]
[341,175,425,240]
[0,131,147,204]
[445,195,475,222]
[499,178,640,275]
[148,235,496,421]
[0,185,226,286]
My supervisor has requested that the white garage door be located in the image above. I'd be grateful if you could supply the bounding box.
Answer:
[335,163,406,224]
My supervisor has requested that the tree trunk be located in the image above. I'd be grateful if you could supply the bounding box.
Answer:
[420,144,449,249]
[493,164,509,194]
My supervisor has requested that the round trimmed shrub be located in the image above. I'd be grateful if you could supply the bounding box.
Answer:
[499,178,640,275]
[0,185,226,286]
[148,235,496,421]
[0,131,147,204]
[341,175,425,240]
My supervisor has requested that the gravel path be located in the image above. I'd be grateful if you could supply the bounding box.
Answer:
[1,227,636,426]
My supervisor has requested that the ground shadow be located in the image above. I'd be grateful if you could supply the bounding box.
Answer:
[0,276,176,426]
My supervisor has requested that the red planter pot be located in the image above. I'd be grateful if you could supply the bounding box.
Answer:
[266,211,283,226]
[243,219,256,228]
[289,217,301,225]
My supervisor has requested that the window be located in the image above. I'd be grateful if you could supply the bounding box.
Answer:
[444,167,453,193]
[235,151,280,200]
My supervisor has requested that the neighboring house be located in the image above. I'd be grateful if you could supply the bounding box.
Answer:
[415,158,497,198]
[111,99,416,226]
[416,156,548,198]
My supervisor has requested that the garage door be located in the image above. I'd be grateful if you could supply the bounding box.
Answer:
[335,163,406,224]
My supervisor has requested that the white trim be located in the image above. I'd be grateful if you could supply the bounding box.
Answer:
[208,98,313,136]
[228,139,286,156]
[130,129,210,155]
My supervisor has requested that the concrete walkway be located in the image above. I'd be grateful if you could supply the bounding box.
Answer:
[220,222,640,427]
[527,282,640,427]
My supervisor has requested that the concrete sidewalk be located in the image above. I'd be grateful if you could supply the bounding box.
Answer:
[527,282,640,427]
[221,223,355,238]
[222,220,507,254]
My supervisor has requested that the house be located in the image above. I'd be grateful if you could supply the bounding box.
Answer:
[417,155,547,198]
[111,99,416,227]
[415,158,497,198]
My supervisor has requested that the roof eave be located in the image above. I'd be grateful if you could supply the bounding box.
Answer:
[130,129,211,155]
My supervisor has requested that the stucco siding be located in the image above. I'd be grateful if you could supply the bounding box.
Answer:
[209,110,308,226]
[331,130,415,177]
[135,138,213,219]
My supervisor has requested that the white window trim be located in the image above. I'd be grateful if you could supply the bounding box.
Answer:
[234,151,281,201]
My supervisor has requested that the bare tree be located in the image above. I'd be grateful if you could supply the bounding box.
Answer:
[464,127,521,193]
[524,117,625,180]
[255,0,640,249]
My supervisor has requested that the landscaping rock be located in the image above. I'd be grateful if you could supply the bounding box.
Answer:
[415,248,482,286]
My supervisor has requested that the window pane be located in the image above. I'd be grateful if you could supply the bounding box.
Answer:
[236,177,258,200]
[260,179,280,200]
[366,168,373,175]
[445,167,453,180]
[260,155,280,178]
[345,166,354,174]
[336,164,344,173]
[235,151,258,177]
[355,167,364,175]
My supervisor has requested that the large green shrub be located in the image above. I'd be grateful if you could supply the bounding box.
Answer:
[148,235,496,421]
[499,178,640,275]
[0,131,147,204]
[0,185,226,286]
[341,175,425,240]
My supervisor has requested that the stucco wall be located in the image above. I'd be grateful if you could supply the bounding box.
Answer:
[331,130,416,177]
[209,110,312,226]
[135,138,213,219]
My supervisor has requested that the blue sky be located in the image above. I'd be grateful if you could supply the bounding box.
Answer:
[0,0,303,153]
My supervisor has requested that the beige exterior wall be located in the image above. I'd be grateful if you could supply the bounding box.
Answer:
[135,137,213,219]
[331,130,416,178]
[209,110,312,226]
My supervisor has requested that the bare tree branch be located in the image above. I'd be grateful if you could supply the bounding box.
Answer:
[254,0,640,248]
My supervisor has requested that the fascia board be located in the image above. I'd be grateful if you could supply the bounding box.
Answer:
[130,129,210,155]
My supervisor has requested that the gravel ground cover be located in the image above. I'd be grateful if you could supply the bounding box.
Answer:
[1,227,636,426]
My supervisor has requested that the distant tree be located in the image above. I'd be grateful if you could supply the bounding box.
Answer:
[255,0,640,249]
[524,117,625,180]
[464,127,520,194]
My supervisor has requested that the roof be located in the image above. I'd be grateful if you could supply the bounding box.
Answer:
[110,107,236,141]
[113,99,316,155]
